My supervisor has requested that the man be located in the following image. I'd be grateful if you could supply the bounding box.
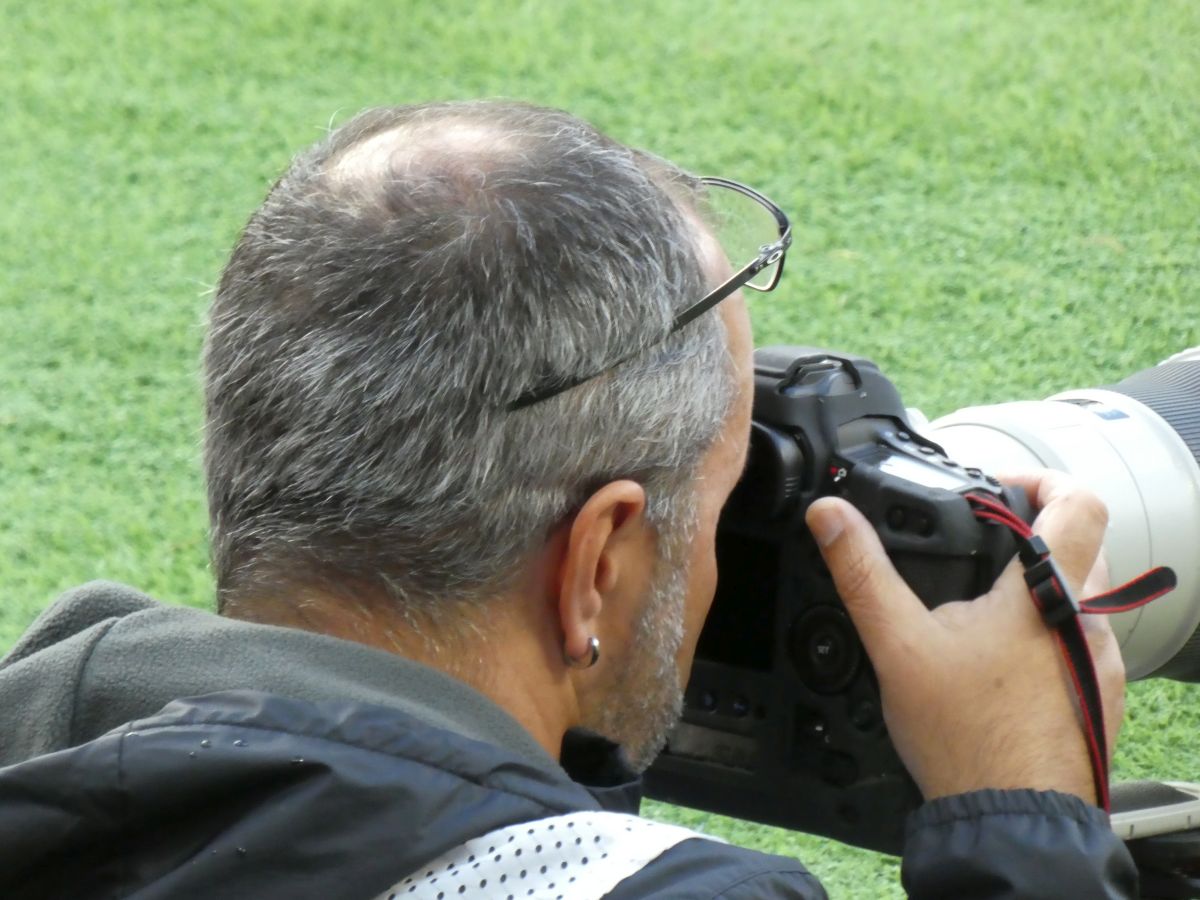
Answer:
[0,101,1135,897]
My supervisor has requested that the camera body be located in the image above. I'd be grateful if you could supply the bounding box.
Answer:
[644,346,1031,853]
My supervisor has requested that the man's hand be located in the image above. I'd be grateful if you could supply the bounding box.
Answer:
[805,470,1124,805]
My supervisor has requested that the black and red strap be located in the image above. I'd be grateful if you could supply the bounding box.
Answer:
[964,491,1177,812]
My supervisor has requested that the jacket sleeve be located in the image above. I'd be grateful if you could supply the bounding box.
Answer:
[901,789,1138,899]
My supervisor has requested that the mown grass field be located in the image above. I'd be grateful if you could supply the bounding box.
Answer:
[2,1,1198,895]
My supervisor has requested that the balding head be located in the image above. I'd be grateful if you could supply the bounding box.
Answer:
[327,118,519,185]
[205,101,736,630]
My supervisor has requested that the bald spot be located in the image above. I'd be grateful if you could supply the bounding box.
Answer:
[324,119,524,193]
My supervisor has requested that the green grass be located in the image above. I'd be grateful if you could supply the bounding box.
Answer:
[2,1,1198,895]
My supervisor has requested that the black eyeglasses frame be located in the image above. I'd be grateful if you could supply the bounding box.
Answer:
[670,176,792,331]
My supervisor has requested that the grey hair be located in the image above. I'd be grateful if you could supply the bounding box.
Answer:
[205,101,736,622]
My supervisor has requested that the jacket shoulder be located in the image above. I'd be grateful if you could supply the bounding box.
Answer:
[368,812,824,900]
[603,836,825,900]
[0,691,600,900]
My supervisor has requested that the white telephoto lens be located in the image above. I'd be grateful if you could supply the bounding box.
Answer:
[927,350,1200,681]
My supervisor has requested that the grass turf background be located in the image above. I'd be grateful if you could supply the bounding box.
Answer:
[2,0,1197,894]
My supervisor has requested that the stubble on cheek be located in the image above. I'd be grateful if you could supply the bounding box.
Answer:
[585,555,688,772]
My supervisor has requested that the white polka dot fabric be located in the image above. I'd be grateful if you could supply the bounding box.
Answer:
[373,811,711,900]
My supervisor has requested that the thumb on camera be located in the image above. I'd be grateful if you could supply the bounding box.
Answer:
[806,497,928,661]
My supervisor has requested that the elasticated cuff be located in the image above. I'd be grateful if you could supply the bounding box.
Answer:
[902,789,1137,900]
[906,787,1105,836]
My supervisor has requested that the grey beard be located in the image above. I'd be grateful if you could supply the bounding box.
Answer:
[586,551,688,773]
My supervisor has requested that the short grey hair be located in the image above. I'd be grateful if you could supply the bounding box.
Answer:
[205,101,736,620]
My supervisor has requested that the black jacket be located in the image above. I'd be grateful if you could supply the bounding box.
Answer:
[0,583,1138,898]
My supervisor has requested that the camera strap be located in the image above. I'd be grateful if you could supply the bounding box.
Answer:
[966,491,1177,813]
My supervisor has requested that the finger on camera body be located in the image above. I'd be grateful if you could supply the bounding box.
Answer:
[805,497,929,664]
[808,479,1115,804]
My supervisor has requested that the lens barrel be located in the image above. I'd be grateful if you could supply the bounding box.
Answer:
[929,351,1200,682]
[1105,357,1200,680]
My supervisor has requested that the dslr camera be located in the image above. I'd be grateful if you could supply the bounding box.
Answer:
[644,346,1200,863]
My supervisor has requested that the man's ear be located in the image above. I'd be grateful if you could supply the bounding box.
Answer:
[556,479,654,666]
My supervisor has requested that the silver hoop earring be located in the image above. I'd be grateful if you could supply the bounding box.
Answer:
[564,636,600,670]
